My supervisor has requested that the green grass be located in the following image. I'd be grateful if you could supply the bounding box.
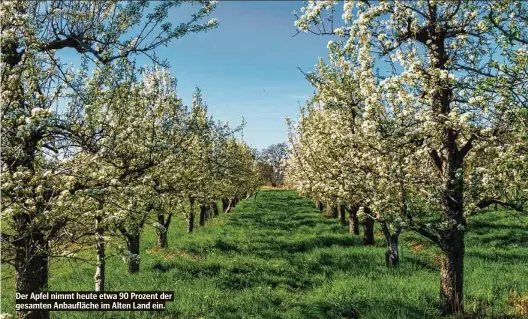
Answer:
[1,190,527,318]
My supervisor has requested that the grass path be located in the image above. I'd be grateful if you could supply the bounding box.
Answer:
[1,190,527,318]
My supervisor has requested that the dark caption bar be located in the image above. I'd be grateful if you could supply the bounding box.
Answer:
[15,291,174,311]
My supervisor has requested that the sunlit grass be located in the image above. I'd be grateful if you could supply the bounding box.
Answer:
[1,190,527,318]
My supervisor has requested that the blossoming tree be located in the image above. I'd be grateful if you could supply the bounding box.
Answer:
[294,0,527,314]
[1,1,217,317]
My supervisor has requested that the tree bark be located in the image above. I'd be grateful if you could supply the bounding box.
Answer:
[94,216,105,291]
[206,205,212,220]
[187,212,195,233]
[317,201,324,212]
[438,158,466,314]
[225,198,234,213]
[221,198,229,212]
[199,205,207,227]
[426,4,467,313]
[362,210,375,245]
[324,204,338,218]
[157,229,168,249]
[211,202,219,217]
[14,231,49,319]
[440,232,465,315]
[126,233,140,274]
[338,205,347,226]
[347,205,360,235]
[386,239,399,267]
[156,213,171,249]
[380,221,400,267]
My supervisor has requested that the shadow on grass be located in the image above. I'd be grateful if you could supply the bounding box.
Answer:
[282,235,362,253]
[466,250,528,264]
[401,255,439,272]
[298,297,439,319]
[151,260,176,272]
[213,238,241,252]
[469,220,527,233]
[467,223,528,250]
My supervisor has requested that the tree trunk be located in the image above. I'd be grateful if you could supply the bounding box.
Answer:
[225,198,234,213]
[199,205,207,227]
[347,205,360,235]
[187,212,195,233]
[438,134,466,314]
[380,221,400,267]
[338,205,347,226]
[437,149,466,314]
[126,233,140,274]
[440,232,465,315]
[157,229,167,248]
[317,201,324,212]
[323,203,331,217]
[206,205,212,220]
[324,204,338,218]
[221,198,229,212]
[94,216,105,291]
[14,231,49,319]
[271,182,277,187]
[426,6,467,313]
[362,210,375,245]
[211,202,219,217]
[156,213,171,248]
[437,114,467,314]
[386,239,399,267]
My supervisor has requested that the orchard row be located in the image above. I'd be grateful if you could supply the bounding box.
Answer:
[1,2,262,319]
[286,1,527,316]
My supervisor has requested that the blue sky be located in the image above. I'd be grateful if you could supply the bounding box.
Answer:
[152,1,333,150]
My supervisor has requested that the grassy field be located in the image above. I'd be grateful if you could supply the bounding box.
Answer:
[1,190,527,318]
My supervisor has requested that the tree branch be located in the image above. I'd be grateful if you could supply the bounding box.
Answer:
[476,198,525,212]
[457,133,477,160]
[429,149,443,172]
